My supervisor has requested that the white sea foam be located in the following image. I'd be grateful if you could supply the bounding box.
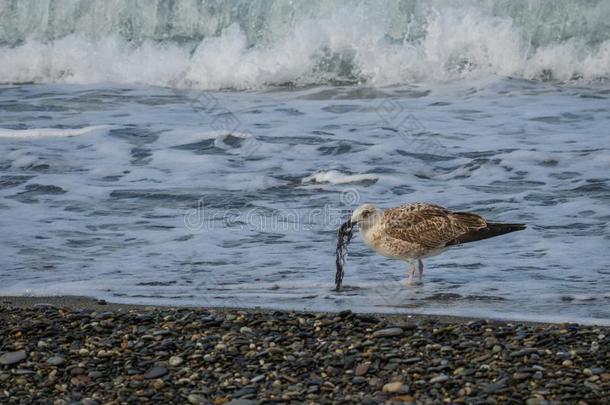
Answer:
[1,5,609,89]
[0,125,110,139]
[302,170,379,185]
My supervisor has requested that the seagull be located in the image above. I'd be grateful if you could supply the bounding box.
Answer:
[335,203,525,290]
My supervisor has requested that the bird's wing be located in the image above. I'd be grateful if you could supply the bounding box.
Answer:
[381,203,487,249]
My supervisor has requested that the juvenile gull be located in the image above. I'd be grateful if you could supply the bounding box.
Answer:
[335,203,526,291]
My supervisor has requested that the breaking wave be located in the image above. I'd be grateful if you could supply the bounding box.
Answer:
[1,0,609,89]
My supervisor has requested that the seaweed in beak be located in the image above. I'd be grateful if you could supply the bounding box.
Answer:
[335,219,354,292]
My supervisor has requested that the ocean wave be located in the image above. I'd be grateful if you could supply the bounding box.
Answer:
[1,1,609,88]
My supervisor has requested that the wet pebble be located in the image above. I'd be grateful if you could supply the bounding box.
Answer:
[168,356,184,367]
[382,381,405,393]
[187,394,207,404]
[144,366,168,379]
[372,327,403,338]
[0,351,26,365]
[429,374,449,384]
[46,356,65,366]
[355,362,371,376]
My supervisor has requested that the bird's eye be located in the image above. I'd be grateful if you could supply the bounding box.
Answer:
[363,211,371,217]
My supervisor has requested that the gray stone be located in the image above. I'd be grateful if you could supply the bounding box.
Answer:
[227,400,255,405]
[0,351,26,365]
[233,386,257,398]
[483,382,505,393]
[584,381,600,391]
[512,372,532,380]
[372,327,403,338]
[429,374,449,384]
[33,303,58,309]
[94,311,114,320]
[13,369,35,375]
[510,348,538,357]
[46,356,65,366]
[250,374,265,383]
[168,356,184,367]
[187,394,207,405]
[144,366,168,379]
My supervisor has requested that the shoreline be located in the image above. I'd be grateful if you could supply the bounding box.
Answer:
[1,296,608,403]
[0,295,593,327]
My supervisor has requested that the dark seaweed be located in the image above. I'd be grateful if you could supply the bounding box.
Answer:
[335,220,354,292]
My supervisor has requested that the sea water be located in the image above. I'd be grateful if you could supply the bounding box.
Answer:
[1,0,609,324]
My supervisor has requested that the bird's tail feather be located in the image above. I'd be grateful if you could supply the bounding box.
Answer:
[446,222,526,246]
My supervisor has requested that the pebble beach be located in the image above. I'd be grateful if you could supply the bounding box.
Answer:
[1,297,608,404]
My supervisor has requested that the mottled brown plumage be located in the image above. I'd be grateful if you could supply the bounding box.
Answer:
[381,204,487,250]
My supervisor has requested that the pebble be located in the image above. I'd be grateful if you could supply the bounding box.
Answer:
[382,381,405,393]
[168,356,184,367]
[483,382,505,393]
[233,387,257,397]
[393,395,415,403]
[355,362,371,376]
[429,374,449,384]
[250,374,265,383]
[510,348,538,357]
[94,311,114,320]
[46,356,65,366]
[372,327,403,338]
[352,376,366,384]
[525,399,548,405]
[0,351,26,365]
[227,400,255,405]
[188,394,207,404]
[583,381,600,391]
[151,379,165,389]
[513,372,532,380]
[143,366,168,379]
[33,303,58,309]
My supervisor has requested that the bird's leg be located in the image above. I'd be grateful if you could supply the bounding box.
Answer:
[407,258,415,286]
[418,259,424,281]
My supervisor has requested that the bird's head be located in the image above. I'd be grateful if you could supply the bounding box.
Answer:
[350,203,380,229]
